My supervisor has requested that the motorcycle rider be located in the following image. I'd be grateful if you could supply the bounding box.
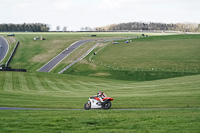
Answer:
[97,91,106,103]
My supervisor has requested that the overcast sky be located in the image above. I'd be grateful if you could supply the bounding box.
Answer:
[0,0,200,31]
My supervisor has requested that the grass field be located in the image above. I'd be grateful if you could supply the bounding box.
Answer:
[0,71,199,109]
[0,109,200,133]
[92,35,200,70]
[0,32,200,132]
[0,32,172,72]
[0,71,199,132]
[65,34,200,81]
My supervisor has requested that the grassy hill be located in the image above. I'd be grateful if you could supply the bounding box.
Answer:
[0,71,199,109]
[65,34,200,81]
[0,71,199,132]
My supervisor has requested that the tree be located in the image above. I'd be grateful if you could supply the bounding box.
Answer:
[80,27,92,31]
[0,23,49,32]
[63,26,67,32]
[41,26,49,32]
[56,26,60,31]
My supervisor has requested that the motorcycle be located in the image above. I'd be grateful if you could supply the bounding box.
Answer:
[84,93,114,110]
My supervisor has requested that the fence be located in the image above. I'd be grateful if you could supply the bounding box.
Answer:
[89,60,199,73]
[89,37,199,74]
[103,37,137,43]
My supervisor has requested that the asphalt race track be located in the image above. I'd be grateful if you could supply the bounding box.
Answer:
[0,107,199,111]
[38,40,93,72]
[0,37,9,62]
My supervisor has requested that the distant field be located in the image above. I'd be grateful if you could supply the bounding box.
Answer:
[65,34,200,81]
[0,32,145,72]
[93,34,200,70]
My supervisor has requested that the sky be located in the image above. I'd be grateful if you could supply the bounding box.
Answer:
[0,0,200,31]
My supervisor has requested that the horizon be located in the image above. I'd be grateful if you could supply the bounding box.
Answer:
[1,0,200,31]
[0,21,199,31]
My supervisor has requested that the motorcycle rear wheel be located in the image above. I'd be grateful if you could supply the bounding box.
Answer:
[84,102,91,110]
[102,102,112,110]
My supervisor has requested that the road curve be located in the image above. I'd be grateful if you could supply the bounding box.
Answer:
[37,40,93,72]
[0,107,199,111]
[0,37,9,62]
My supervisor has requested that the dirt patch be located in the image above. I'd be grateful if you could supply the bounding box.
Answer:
[89,72,111,77]
[31,53,54,62]
[6,37,17,44]
[98,43,109,47]
[31,40,68,63]
[43,40,65,53]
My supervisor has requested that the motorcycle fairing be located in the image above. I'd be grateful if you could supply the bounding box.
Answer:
[103,97,114,101]
[89,98,101,108]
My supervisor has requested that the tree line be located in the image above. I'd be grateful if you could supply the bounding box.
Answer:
[95,22,200,32]
[0,23,49,32]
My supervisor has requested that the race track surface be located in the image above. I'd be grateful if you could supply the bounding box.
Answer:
[0,107,199,111]
[38,40,92,72]
[0,37,9,62]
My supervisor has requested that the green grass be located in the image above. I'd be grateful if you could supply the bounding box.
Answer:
[0,71,199,132]
[8,33,80,71]
[0,33,199,132]
[93,34,200,70]
[0,71,199,109]
[64,34,200,81]
[0,109,200,133]
[0,32,144,72]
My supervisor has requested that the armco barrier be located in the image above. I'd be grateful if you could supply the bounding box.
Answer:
[0,67,26,72]
[6,41,19,67]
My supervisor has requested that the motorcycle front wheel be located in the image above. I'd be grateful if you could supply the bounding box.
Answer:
[84,102,91,110]
[102,102,112,110]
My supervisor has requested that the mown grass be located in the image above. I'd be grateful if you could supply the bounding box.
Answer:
[0,71,199,109]
[0,32,199,132]
[0,109,199,133]
[9,33,80,71]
